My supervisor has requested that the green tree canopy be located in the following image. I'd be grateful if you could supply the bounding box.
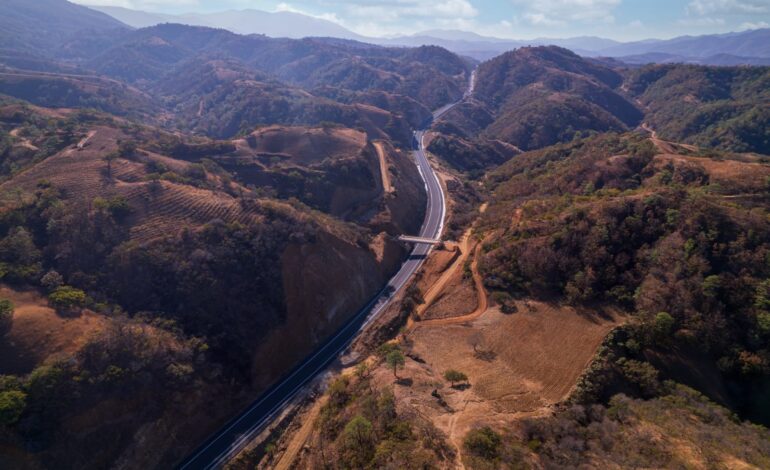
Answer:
[48,286,86,313]
[653,311,675,339]
[386,350,405,378]
[443,369,468,387]
[0,390,26,425]
[464,426,501,460]
[0,298,14,334]
[342,415,375,467]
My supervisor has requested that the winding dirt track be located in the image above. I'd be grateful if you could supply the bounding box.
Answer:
[641,122,677,154]
[416,242,488,327]
[273,397,327,470]
[415,230,472,318]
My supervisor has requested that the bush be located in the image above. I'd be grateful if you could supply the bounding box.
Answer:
[377,342,400,358]
[0,298,13,334]
[93,196,132,220]
[342,415,375,467]
[40,270,64,292]
[48,286,86,313]
[653,311,675,340]
[0,390,26,425]
[464,426,501,460]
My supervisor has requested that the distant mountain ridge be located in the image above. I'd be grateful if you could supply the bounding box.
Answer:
[0,0,127,53]
[88,4,770,64]
[88,5,367,40]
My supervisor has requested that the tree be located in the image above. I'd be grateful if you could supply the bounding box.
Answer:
[443,369,468,388]
[40,270,64,292]
[377,342,400,358]
[0,227,42,283]
[463,426,501,460]
[653,311,675,340]
[354,362,370,379]
[386,350,405,378]
[0,299,14,335]
[342,415,375,467]
[117,139,137,158]
[48,286,86,314]
[0,390,26,425]
[103,152,117,179]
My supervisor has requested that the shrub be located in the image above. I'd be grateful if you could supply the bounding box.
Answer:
[0,227,42,283]
[653,311,675,340]
[40,270,63,292]
[386,350,406,378]
[377,342,400,358]
[48,286,86,313]
[26,364,67,406]
[117,139,137,158]
[0,298,13,334]
[342,415,375,466]
[0,390,26,425]
[94,196,132,220]
[464,426,501,460]
[443,369,468,387]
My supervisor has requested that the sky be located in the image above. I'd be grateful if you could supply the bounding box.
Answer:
[75,0,770,40]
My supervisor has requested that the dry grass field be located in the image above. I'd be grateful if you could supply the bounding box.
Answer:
[0,285,106,375]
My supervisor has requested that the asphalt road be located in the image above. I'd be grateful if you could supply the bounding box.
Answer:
[178,73,474,470]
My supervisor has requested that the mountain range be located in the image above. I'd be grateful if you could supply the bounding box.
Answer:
[90,4,770,64]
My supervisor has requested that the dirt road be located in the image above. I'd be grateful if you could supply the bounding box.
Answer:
[417,242,488,327]
[373,141,393,193]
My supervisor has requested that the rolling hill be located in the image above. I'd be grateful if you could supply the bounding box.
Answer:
[0,0,127,54]
[624,64,770,154]
[438,46,642,153]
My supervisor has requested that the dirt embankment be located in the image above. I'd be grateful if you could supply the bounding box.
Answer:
[373,140,393,193]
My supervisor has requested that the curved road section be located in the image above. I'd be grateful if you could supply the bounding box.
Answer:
[178,72,475,470]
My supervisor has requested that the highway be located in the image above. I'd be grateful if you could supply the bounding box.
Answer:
[178,71,475,470]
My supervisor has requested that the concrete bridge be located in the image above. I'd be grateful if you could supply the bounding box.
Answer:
[398,235,442,245]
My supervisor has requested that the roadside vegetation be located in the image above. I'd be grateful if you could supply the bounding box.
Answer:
[305,350,455,469]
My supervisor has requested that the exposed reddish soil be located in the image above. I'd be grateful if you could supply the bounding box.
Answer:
[373,140,393,193]
[406,302,624,458]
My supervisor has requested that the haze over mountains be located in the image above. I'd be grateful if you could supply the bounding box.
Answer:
[90,4,770,65]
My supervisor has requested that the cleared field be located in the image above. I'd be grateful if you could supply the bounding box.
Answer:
[412,301,622,413]
[399,300,623,458]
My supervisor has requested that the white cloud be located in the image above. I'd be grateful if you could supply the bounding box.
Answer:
[677,16,726,26]
[510,0,621,26]
[738,20,770,29]
[75,0,200,8]
[524,12,564,26]
[687,0,770,15]
[339,0,478,20]
[274,2,343,23]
